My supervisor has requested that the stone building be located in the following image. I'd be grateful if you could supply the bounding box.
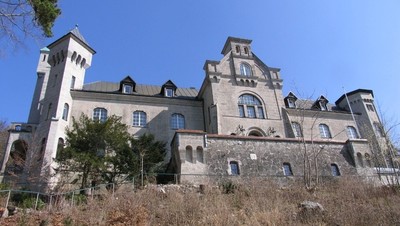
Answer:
[0,28,389,188]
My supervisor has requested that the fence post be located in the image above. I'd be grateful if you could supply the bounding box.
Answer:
[5,190,11,209]
[71,192,74,207]
[174,174,178,184]
[48,195,52,211]
[35,192,39,210]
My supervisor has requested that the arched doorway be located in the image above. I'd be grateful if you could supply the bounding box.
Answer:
[6,140,28,174]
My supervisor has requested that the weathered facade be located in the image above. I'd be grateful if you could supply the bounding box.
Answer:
[0,28,388,189]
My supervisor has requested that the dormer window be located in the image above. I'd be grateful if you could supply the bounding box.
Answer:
[312,95,329,111]
[284,92,298,109]
[123,84,133,94]
[288,99,296,108]
[119,76,136,94]
[165,88,174,97]
[319,101,327,111]
[161,80,177,97]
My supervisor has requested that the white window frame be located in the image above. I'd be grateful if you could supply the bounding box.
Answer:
[319,124,332,138]
[133,111,147,127]
[171,113,185,129]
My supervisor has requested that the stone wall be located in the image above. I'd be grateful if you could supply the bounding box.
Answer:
[172,131,375,184]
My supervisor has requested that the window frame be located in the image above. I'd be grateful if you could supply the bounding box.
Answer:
[283,163,293,176]
[171,113,185,130]
[165,88,174,97]
[346,126,358,139]
[238,94,265,119]
[133,111,147,127]
[123,84,133,94]
[62,103,69,121]
[239,63,252,77]
[93,108,108,123]
[330,163,341,176]
[230,161,240,175]
[319,124,332,138]
[291,122,303,138]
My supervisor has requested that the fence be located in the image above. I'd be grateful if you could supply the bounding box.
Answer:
[0,172,394,213]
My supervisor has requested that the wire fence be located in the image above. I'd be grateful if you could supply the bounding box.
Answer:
[0,172,396,214]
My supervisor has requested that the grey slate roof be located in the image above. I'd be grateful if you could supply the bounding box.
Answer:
[70,27,89,47]
[82,81,198,98]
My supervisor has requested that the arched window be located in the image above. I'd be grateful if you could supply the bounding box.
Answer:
[248,130,263,137]
[365,153,372,167]
[80,58,86,68]
[235,45,240,53]
[46,103,53,120]
[56,138,64,159]
[291,122,303,138]
[230,161,240,175]
[76,55,82,65]
[171,113,185,129]
[373,122,383,137]
[319,124,331,138]
[93,108,108,122]
[196,146,204,163]
[346,126,358,139]
[330,164,340,176]
[283,163,293,176]
[238,94,265,119]
[15,125,21,131]
[186,146,193,163]
[240,63,252,77]
[244,47,249,54]
[357,152,364,167]
[62,103,69,121]
[133,111,147,127]
[71,51,77,62]
[38,138,46,161]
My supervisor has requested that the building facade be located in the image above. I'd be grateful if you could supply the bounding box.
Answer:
[0,28,388,188]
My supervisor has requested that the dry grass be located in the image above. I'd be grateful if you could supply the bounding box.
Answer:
[1,178,400,225]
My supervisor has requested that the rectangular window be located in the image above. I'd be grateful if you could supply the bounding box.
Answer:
[283,163,293,176]
[230,161,240,175]
[247,106,256,118]
[366,104,375,112]
[70,76,76,89]
[257,107,264,119]
[123,84,133,94]
[238,105,245,118]
[166,88,173,97]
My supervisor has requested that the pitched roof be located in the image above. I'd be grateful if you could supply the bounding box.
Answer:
[82,81,198,98]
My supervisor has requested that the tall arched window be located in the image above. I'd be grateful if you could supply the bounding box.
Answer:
[346,126,358,139]
[319,124,332,138]
[186,146,193,163]
[133,111,147,127]
[238,94,265,119]
[291,122,303,138]
[171,113,185,129]
[373,122,383,137]
[196,146,204,163]
[46,103,52,120]
[93,108,108,122]
[56,138,64,159]
[357,152,364,167]
[62,103,69,121]
[240,63,252,77]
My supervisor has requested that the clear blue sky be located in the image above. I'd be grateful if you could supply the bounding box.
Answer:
[1,1,399,138]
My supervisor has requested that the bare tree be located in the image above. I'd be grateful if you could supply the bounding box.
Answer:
[0,0,61,56]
